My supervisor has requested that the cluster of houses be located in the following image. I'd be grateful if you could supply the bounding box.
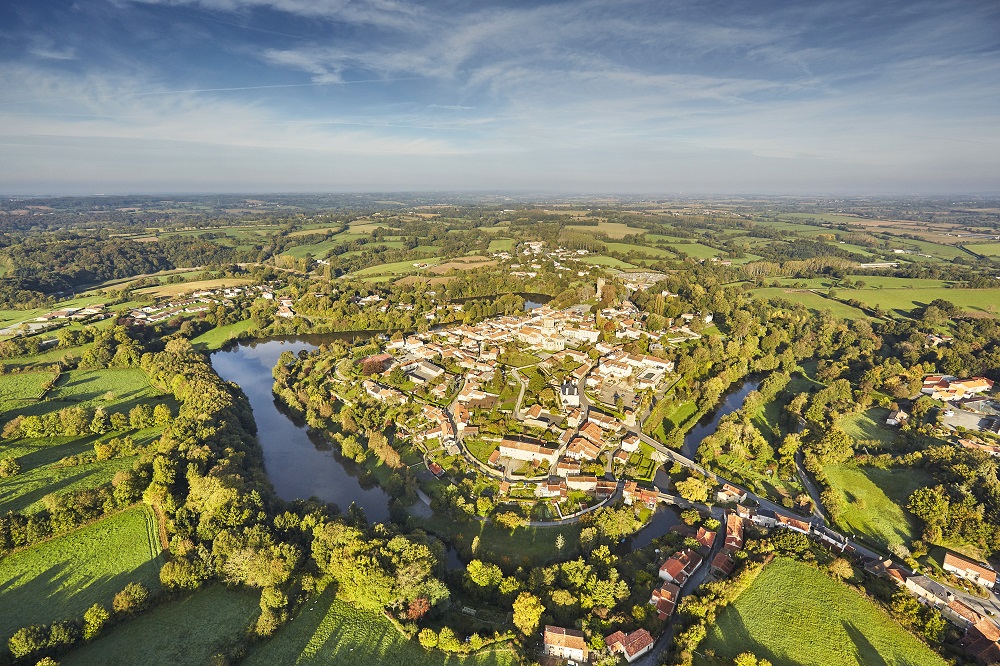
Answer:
[1,302,112,337]
[864,550,999,664]
[34,303,107,322]
[122,283,278,326]
[922,374,995,402]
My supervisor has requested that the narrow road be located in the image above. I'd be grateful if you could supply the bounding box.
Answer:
[795,450,827,521]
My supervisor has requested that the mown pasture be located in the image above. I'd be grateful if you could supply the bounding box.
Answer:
[699,558,947,666]
[823,464,933,548]
[243,588,516,666]
[0,505,163,647]
[61,585,259,666]
[836,286,1000,317]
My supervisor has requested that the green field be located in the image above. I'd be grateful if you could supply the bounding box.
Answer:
[62,585,259,666]
[699,558,947,666]
[0,424,162,514]
[656,242,720,260]
[824,464,933,548]
[192,319,257,350]
[245,587,515,666]
[752,288,871,320]
[836,286,1000,316]
[0,370,58,417]
[838,408,897,444]
[487,238,514,252]
[283,238,350,260]
[580,255,637,269]
[964,242,1000,257]
[565,222,645,239]
[604,242,674,257]
[415,514,582,568]
[0,505,163,646]
[351,258,443,277]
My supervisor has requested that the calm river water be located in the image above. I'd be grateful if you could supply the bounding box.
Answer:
[211,336,393,523]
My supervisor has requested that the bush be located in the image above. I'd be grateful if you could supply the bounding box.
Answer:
[418,627,438,649]
[83,603,110,640]
[0,457,21,477]
[112,582,150,616]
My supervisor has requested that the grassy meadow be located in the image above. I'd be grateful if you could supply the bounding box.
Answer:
[61,585,260,666]
[244,587,516,666]
[0,505,163,646]
[134,277,251,298]
[191,318,257,350]
[823,464,933,548]
[699,558,947,666]
[752,288,871,320]
[835,286,1000,317]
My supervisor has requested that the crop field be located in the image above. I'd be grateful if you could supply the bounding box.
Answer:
[699,558,947,666]
[824,464,933,548]
[836,286,1000,316]
[964,242,1000,256]
[752,288,871,320]
[244,588,516,666]
[62,585,259,666]
[0,505,163,647]
[192,319,257,350]
[135,277,251,298]
[350,258,443,277]
[0,370,58,417]
[565,222,645,238]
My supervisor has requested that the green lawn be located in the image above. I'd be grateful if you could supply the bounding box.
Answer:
[699,558,947,666]
[838,408,897,444]
[62,585,259,666]
[0,504,163,647]
[464,438,498,464]
[823,464,933,548]
[51,368,156,405]
[192,319,257,350]
[244,587,516,666]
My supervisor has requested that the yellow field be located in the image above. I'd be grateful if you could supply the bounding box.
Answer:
[136,278,252,298]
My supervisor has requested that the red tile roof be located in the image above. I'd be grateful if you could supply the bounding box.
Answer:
[605,628,654,658]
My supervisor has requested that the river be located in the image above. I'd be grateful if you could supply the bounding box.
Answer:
[211,336,393,523]
[679,378,761,460]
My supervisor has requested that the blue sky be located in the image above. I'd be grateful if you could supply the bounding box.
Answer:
[1,0,998,194]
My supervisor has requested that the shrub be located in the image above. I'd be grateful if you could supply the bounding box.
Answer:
[112,582,150,615]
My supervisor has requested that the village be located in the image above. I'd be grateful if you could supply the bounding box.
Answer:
[347,298,1000,665]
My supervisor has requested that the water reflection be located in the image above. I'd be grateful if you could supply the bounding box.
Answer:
[211,337,392,523]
